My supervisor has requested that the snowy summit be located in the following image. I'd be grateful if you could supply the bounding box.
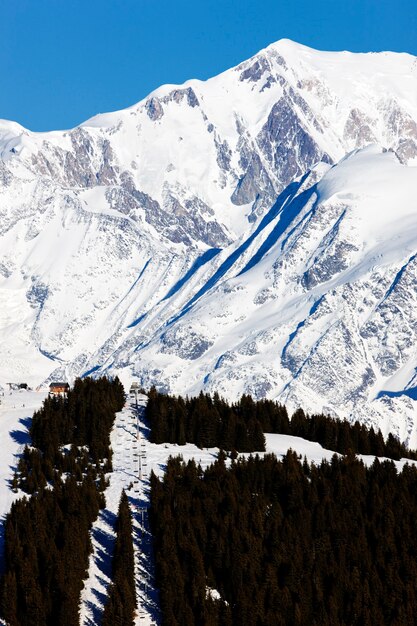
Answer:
[1,40,417,442]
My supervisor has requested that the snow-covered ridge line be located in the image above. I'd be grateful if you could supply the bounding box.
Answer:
[1,40,417,442]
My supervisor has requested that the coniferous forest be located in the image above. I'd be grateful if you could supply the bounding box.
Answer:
[147,389,266,451]
[4,380,417,626]
[151,452,417,626]
[147,388,417,460]
[0,377,125,626]
[1,474,103,626]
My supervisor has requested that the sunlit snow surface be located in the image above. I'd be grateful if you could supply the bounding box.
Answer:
[2,41,417,441]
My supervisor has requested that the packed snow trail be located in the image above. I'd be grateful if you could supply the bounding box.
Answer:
[79,394,159,625]
[129,396,159,624]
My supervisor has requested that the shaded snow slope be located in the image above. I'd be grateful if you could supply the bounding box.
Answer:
[1,41,417,440]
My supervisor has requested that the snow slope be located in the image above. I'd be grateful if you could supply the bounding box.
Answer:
[79,395,159,626]
[0,389,48,572]
[1,40,417,438]
[115,146,417,446]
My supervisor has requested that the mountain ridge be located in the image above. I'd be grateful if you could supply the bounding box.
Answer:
[1,40,417,443]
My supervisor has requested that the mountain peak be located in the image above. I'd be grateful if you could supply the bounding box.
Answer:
[265,37,313,53]
[2,39,417,442]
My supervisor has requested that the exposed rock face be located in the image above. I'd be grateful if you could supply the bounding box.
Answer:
[255,96,331,189]
[160,326,213,360]
[231,152,275,206]
[145,97,164,121]
[344,109,376,147]
[1,40,417,442]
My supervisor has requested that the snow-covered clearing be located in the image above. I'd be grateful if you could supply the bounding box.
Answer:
[264,433,417,472]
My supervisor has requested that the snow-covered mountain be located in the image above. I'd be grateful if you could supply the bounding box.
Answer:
[1,40,417,442]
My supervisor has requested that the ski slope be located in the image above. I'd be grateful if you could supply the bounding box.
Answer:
[79,394,417,625]
[1,389,417,624]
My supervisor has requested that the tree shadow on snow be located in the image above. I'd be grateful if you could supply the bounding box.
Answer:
[92,585,108,607]
[84,599,102,626]
[9,429,31,446]
[84,575,113,625]
[99,508,117,530]
[83,512,117,625]
[10,416,32,446]
[94,538,114,579]
[128,494,161,624]
[91,513,117,579]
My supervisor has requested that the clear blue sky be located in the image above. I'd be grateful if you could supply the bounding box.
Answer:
[2,0,417,131]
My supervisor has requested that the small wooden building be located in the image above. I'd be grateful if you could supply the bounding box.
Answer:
[49,382,70,397]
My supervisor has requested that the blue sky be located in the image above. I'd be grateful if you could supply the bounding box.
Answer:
[2,0,417,131]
